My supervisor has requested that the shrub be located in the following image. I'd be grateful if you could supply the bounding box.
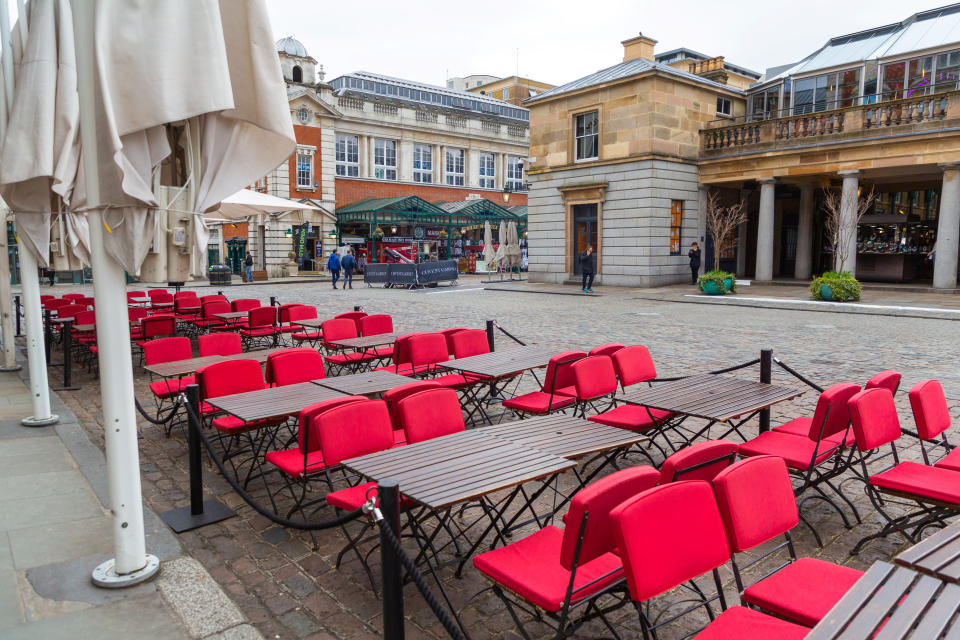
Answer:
[810,271,861,302]
[697,270,737,294]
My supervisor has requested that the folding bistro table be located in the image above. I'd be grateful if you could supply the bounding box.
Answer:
[312,370,415,397]
[213,311,249,329]
[205,382,348,423]
[325,332,400,372]
[144,347,288,378]
[617,373,803,449]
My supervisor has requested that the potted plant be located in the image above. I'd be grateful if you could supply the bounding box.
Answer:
[810,271,861,302]
[372,226,384,239]
[698,269,736,295]
[438,230,449,240]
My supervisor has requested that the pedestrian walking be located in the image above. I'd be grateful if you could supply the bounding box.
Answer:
[340,249,356,290]
[688,241,701,285]
[243,251,253,283]
[579,245,595,293]
[327,249,341,289]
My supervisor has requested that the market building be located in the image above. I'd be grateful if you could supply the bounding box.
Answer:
[526,4,960,289]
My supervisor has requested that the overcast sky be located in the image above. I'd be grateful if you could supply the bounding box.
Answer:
[266,0,928,89]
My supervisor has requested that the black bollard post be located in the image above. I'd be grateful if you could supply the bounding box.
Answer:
[44,309,52,362]
[15,295,22,336]
[55,319,78,390]
[354,305,362,312]
[485,320,495,352]
[217,290,223,297]
[759,348,772,433]
[158,384,235,533]
[379,479,404,640]
[270,296,277,307]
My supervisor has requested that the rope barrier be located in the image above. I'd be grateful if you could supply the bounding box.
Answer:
[134,396,182,426]
[180,397,365,531]
[654,358,762,382]
[773,358,825,393]
[493,321,526,347]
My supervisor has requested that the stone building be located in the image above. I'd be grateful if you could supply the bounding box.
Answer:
[466,76,556,105]
[447,74,501,91]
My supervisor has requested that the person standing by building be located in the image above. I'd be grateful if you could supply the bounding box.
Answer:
[327,249,341,289]
[340,249,356,290]
[688,241,701,285]
[579,245,595,293]
[243,251,253,283]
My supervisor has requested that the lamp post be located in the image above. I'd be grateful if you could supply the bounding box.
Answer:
[501,184,511,204]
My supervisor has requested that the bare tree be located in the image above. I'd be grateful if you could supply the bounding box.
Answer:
[704,190,747,271]
[821,186,876,272]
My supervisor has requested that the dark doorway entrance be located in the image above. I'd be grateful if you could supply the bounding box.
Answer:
[226,238,247,275]
[779,212,798,277]
[571,203,598,275]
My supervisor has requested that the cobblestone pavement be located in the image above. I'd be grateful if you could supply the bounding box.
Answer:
[42,278,960,639]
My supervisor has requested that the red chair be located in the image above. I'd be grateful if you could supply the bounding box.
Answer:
[198,332,242,356]
[149,291,174,312]
[55,303,88,320]
[397,388,464,444]
[439,326,470,356]
[196,359,282,437]
[713,456,864,627]
[374,332,428,376]
[127,290,146,301]
[911,379,960,471]
[588,343,624,358]
[239,306,280,350]
[500,350,584,418]
[266,348,325,386]
[128,307,148,341]
[568,355,618,417]
[231,298,260,313]
[407,333,468,388]
[276,304,305,342]
[200,294,227,305]
[193,300,230,333]
[320,318,378,374]
[147,288,168,298]
[79,296,95,308]
[610,481,809,639]
[73,310,99,369]
[334,310,367,333]
[659,439,739,483]
[135,315,176,360]
[849,387,960,554]
[264,396,367,517]
[62,293,85,301]
[286,305,320,347]
[173,293,201,322]
[473,466,660,639]
[40,294,55,304]
[866,369,902,396]
[359,313,393,336]
[382,380,443,445]
[448,328,518,422]
[143,337,194,435]
[738,382,862,546]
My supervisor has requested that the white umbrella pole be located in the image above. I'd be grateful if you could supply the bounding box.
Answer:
[71,0,157,586]
[0,0,20,372]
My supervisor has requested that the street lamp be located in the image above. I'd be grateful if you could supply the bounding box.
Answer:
[501,184,512,204]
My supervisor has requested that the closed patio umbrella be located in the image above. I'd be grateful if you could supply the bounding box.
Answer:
[482,220,495,265]
[491,220,507,268]
[505,220,522,270]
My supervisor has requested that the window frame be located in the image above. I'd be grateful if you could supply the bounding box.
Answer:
[335,134,359,177]
[716,96,732,116]
[413,143,433,183]
[445,148,465,186]
[574,110,599,162]
[373,138,397,181]
[669,200,683,256]
[296,151,313,190]
[478,152,495,189]
[506,155,524,191]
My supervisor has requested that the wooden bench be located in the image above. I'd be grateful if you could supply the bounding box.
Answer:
[251,270,268,281]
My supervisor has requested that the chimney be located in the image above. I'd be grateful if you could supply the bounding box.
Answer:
[622,32,657,62]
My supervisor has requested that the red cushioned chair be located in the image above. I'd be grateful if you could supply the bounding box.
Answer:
[659,439,739,483]
[40,294,55,304]
[374,332,428,377]
[126,290,146,301]
[61,293,85,302]
[173,292,201,322]
[359,314,396,364]
[448,328,519,423]
[335,310,367,333]
[713,456,864,628]
[197,332,242,357]
[264,395,367,519]
[439,326,470,356]
[866,369,902,396]
[43,298,70,310]
[128,307,148,342]
[587,346,677,455]
[397,387,464,445]
[319,399,402,589]
[239,306,280,350]
[200,294,227,305]
[501,350,584,418]
[407,333,469,389]
[55,303,87,320]
[568,355,618,418]
[910,379,960,471]
[473,466,660,639]
[72,310,99,370]
[588,343,625,358]
[147,288,168,298]
[135,315,177,364]
[230,298,260,313]
[287,305,321,348]
[849,387,960,554]
[382,380,443,446]
[80,296,95,308]
[143,337,194,435]
[276,304,306,344]
[610,481,809,640]
[192,300,230,334]
[320,318,378,374]
[265,348,325,387]
[148,291,174,312]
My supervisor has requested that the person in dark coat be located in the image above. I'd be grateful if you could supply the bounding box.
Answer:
[579,245,596,293]
[327,249,341,289]
[340,249,356,290]
[688,242,701,285]
[243,252,253,283]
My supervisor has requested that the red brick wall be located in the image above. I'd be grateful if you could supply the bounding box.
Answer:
[288,124,325,199]
[222,222,249,239]
[334,178,528,209]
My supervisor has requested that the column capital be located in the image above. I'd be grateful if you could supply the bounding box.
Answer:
[938,162,960,172]
[837,170,860,177]
[758,177,776,185]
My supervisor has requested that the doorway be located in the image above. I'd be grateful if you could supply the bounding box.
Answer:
[225,238,247,275]
[571,203,598,275]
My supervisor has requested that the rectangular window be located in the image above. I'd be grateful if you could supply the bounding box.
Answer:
[478,153,495,189]
[296,152,312,189]
[716,97,732,116]
[881,62,906,100]
[374,139,397,180]
[669,200,682,256]
[335,134,359,177]
[445,148,464,186]
[413,144,432,183]
[793,77,815,114]
[907,56,934,97]
[506,156,524,191]
[502,88,509,100]
[935,51,960,93]
[575,111,598,161]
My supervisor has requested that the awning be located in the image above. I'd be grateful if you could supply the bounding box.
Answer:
[211,188,328,219]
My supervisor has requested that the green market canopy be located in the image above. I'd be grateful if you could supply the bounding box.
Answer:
[336,195,525,232]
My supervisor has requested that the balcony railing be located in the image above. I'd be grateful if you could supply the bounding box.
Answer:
[337,97,365,111]
[373,103,398,116]
[702,91,954,155]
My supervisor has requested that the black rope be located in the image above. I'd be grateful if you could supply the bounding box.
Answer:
[135,396,182,425]
[493,322,526,346]
[773,358,825,393]
[375,518,468,640]
[654,358,762,382]
[181,399,365,531]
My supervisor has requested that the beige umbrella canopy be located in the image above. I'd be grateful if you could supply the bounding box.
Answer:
[491,220,507,267]
[482,220,496,264]
[505,220,522,269]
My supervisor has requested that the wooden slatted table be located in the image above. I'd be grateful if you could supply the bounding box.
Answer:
[618,373,803,423]
[895,521,960,584]
[128,297,151,305]
[328,332,399,350]
[293,318,325,329]
[481,414,646,460]
[213,312,248,321]
[145,347,287,378]
[74,324,96,333]
[438,345,556,379]
[312,370,414,397]
[807,561,960,639]
[205,382,347,422]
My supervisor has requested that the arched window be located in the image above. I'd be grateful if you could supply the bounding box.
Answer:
[292,65,303,83]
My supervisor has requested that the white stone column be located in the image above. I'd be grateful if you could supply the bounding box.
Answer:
[697,184,708,266]
[398,139,414,183]
[795,183,814,279]
[755,179,776,281]
[773,199,783,277]
[935,163,960,289]
[434,144,442,183]
[838,170,860,274]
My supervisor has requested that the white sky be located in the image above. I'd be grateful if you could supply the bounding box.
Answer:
[265,0,930,89]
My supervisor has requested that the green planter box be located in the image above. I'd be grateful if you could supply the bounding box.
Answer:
[820,284,834,301]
